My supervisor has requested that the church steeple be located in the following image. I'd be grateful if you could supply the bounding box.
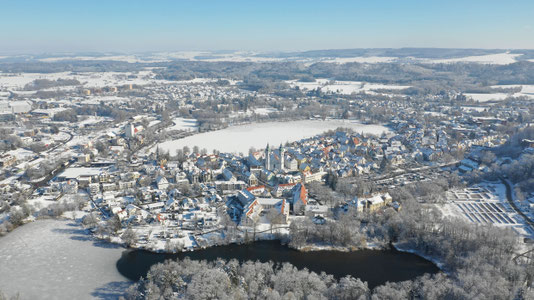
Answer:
[279,143,285,170]
[265,143,271,170]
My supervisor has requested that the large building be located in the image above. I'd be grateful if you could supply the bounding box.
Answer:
[264,144,285,172]
[0,101,32,114]
[352,193,393,212]
[125,124,136,138]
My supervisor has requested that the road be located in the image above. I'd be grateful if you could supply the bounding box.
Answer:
[501,177,534,231]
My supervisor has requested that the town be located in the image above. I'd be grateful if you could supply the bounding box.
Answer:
[1,49,534,299]
[1,63,533,253]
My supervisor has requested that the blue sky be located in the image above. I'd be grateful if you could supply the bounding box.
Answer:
[1,0,534,54]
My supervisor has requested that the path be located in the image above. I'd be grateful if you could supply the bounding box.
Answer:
[500,177,534,231]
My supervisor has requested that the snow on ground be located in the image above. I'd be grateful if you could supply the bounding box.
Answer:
[423,52,522,65]
[461,106,487,112]
[0,220,130,300]
[38,55,168,63]
[156,119,390,154]
[287,79,410,95]
[78,116,113,127]
[464,93,513,102]
[0,72,72,90]
[148,120,161,128]
[465,84,534,102]
[150,51,208,61]
[491,84,534,98]
[463,91,534,102]
[27,196,58,210]
[252,107,278,115]
[321,56,397,64]
[167,117,199,131]
[439,182,532,238]
[0,70,170,91]
[465,91,534,102]
[5,148,35,161]
[424,111,447,117]
[229,107,280,119]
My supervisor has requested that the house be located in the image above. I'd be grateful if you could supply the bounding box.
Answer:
[302,170,325,183]
[156,176,169,190]
[165,198,181,212]
[60,180,78,194]
[272,183,296,197]
[237,189,256,205]
[257,197,289,224]
[88,183,100,195]
[221,168,235,181]
[352,192,392,212]
[0,154,16,168]
[284,156,298,171]
[242,199,263,226]
[291,183,308,214]
[243,172,258,186]
[246,185,266,196]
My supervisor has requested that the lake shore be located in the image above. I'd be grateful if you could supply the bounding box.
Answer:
[155,118,390,154]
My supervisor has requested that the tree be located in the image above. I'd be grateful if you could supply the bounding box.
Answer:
[182,146,190,155]
[121,227,138,247]
[82,212,99,228]
[249,147,256,156]
[106,215,122,235]
[266,209,282,235]
[480,151,496,165]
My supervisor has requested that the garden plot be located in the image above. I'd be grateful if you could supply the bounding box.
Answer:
[445,183,521,227]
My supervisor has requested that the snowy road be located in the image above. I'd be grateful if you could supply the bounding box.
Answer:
[0,220,130,299]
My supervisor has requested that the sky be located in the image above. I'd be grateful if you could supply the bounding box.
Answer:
[1,0,534,54]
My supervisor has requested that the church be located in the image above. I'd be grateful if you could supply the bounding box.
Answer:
[264,144,285,172]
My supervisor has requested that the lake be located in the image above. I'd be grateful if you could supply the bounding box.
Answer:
[0,220,129,300]
[117,240,439,289]
[155,119,390,154]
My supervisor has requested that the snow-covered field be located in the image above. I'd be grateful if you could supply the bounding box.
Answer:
[464,93,513,102]
[0,220,129,300]
[287,79,410,95]
[156,119,390,154]
[491,84,534,97]
[423,52,522,65]
[464,91,534,102]
[0,70,169,90]
[252,107,278,115]
[321,56,397,64]
[167,117,199,131]
[38,55,168,64]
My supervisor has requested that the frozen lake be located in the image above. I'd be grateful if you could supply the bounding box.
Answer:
[0,220,130,300]
[156,119,390,154]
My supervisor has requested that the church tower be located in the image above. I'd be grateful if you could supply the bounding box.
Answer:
[279,143,285,171]
[265,144,271,170]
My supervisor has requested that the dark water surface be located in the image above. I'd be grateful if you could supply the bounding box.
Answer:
[117,240,439,289]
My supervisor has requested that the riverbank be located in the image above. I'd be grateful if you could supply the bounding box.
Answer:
[393,242,447,271]
[291,240,388,252]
